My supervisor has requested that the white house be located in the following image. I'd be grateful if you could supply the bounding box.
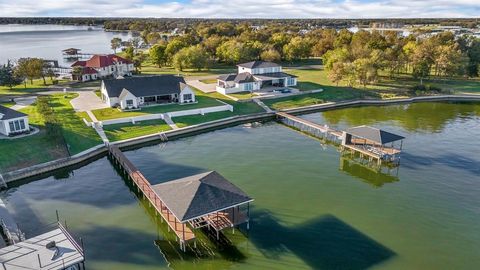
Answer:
[100,75,196,110]
[71,54,134,82]
[0,105,29,136]
[216,61,297,94]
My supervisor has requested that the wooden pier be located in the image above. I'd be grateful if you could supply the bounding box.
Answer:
[277,112,404,165]
[108,145,252,251]
[276,112,343,142]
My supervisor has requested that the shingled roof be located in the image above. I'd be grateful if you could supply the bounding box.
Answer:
[151,171,253,222]
[0,105,27,120]
[346,125,405,145]
[237,61,280,69]
[102,75,188,98]
[217,72,256,83]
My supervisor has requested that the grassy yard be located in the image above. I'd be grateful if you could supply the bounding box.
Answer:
[0,79,56,96]
[92,92,224,121]
[228,91,257,100]
[199,78,218,84]
[48,94,103,154]
[174,111,236,128]
[103,119,171,141]
[0,103,66,172]
[141,60,236,77]
[0,102,15,107]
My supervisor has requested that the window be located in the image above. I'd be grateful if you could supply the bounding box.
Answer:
[19,119,25,129]
[287,77,296,86]
[183,94,193,101]
[14,121,20,130]
[9,122,14,131]
[8,119,26,132]
[126,99,133,106]
[245,83,253,91]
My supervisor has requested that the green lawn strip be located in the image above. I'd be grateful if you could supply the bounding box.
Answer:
[228,91,257,100]
[141,61,235,77]
[0,102,15,108]
[48,94,103,154]
[76,111,93,122]
[94,90,102,98]
[173,111,236,128]
[0,79,57,96]
[0,103,67,172]
[92,92,225,121]
[68,80,102,89]
[263,86,370,111]
[103,119,171,141]
[199,78,217,84]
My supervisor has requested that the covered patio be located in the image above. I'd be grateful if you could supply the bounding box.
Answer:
[341,125,405,164]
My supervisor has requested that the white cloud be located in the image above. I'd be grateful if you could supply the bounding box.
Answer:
[0,0,478,18]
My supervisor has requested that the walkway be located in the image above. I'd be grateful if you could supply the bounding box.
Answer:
[10,97,36,111]
[93,123,109,144]
[70,91,109,112]
[162,114,179,129]
[253,98,274,113]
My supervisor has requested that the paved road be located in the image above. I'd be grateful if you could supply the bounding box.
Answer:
[70,91,109,112]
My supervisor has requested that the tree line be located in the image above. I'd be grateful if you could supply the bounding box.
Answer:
[0,58,56,89]
[140,22,480,84]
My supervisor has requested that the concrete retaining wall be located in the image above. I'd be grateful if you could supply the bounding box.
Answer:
[3,94,479,185]
[101,113,165,126]
[168,104,233,118]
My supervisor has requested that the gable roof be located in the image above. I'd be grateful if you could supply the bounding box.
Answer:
[218,72,256,83]
[346,125,405,145]
[71,54,131,68]
[0,105,27,121]
[237,61,280,69]
[102,75,188,98]
[151,171,253,222]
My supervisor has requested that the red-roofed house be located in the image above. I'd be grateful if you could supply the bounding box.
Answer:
[71,54,134,82]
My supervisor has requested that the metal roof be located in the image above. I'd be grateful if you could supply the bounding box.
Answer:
[0,106,27,121]
[102,75,188,98]
[218,72,256,83]
[346,125,405,144]
[151,171,252,222]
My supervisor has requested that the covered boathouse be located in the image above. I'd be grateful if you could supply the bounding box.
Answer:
[150,171,253,251]
[341,125,405,165]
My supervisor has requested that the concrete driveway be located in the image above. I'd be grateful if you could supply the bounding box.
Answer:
[186,80,217,93]
[11,97,37,110]
[70,91,109,112]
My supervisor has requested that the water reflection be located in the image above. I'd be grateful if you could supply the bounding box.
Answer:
[339,156,399,188]
[321,102,480,133]
[249,210,395,270]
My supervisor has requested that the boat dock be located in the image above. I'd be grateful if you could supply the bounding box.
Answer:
[276,112,404,165]
[276,112,343,142]
[108,145,252,251]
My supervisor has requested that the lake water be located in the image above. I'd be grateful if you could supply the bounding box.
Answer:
[1,102,479,270]
[0,24,132,66]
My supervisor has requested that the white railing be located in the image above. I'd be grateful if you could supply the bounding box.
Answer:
[167,104,233,118]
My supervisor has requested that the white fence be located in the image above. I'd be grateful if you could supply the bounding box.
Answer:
[168,104,233,118]
[99,104,233,126]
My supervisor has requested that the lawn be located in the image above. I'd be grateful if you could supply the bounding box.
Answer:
[263,86,371,111]
[0,103,66,172]
[171,90,265,127]
[92,92,225,121]
[103,119,171,141]
[199,78,218,84]
[0,102,15,108]
[141,60,236,77]
[228,91,257,100]
[48,94,103,154]
[0,79,54,96]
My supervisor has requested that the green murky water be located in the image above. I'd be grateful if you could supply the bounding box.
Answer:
[1,101,479,269]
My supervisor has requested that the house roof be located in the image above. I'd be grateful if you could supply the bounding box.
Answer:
[102,75,189,98]
[346,125,405,145]
[254,72,297,80]
[237,61,280,69]
[71,54,131,68]
[151,171,253,222]
[0,105,27,121]
[218,72,256,83]
[71,60,86,67]
[82,67,98,75]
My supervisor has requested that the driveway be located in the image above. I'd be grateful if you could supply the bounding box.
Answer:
[186,80,217,93]
[11,96,37,110]
[70,91,109,112]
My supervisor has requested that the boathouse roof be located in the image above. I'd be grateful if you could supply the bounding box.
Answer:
[346,125,405,144]
[151,171,253,222]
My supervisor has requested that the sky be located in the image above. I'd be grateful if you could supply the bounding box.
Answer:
[0,0,479,18]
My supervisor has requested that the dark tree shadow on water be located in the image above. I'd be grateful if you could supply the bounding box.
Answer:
[249,210,395,270]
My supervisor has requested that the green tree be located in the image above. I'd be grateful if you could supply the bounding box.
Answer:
[15,58,45,85]
[0,61,22,89]
[260,48,281,62]
[165,38,188,62]
[149,44,167,67]
[172,45,209,71]
[283,36,312,62]
[111,37,122,53]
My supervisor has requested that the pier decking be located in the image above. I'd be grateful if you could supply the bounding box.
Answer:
[277,112,404,165]
[108,145,252,251]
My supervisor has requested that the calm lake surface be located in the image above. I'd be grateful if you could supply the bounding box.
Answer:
[0,24,131,66]
[1,102,480,270]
